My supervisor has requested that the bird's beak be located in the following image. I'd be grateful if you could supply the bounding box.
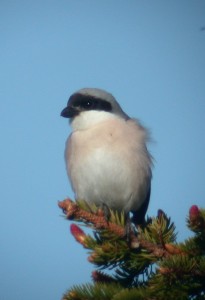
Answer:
[61,106,78,118]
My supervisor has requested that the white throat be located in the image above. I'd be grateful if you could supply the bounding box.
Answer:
[70,110,120,131]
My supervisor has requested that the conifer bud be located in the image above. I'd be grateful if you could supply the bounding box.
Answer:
[92,270,115,283]
[189,205,200,220]
[70,223,86,245]
[159,267,170,274]
[88,252,98,263]
[165,243,183,255]
[189,205,204,231]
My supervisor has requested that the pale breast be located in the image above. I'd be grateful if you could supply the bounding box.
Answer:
[65,117,152,213]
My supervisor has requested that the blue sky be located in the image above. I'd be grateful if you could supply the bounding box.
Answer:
[0,1,205,299]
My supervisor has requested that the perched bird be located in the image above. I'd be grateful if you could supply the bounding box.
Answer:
[61,88,153,224]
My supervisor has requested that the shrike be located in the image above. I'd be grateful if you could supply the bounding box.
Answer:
[61,88,152,224]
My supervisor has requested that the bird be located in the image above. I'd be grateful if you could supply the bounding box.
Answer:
[61,88,153,224]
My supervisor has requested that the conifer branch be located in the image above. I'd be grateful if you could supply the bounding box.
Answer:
[58,200,205,299]
[58,199,183,259]
[58,198,125,237]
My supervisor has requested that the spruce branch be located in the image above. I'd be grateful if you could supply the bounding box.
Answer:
[58,199,177,260]
[58,199,124,237]
[58,200,205,299]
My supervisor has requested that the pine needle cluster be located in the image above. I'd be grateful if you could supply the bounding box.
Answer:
[58,199,205,300]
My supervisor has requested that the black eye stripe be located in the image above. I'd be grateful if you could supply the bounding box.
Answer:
[68,94,112,113]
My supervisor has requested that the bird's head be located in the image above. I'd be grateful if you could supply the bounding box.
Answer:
[61,88,129,130]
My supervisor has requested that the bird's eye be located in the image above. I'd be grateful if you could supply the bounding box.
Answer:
[86,100,92,106]
[83,99,94,109]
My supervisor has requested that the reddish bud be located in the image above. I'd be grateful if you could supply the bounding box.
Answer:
[159,267,170,275]
[189,205,200,220]
[165,243,183,255]
[88,252,98,263]
[70,223,86,245]
[92,270,115,283]
[188,205,204,230]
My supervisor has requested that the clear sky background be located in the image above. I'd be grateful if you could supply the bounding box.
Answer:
[0,1,205,299]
